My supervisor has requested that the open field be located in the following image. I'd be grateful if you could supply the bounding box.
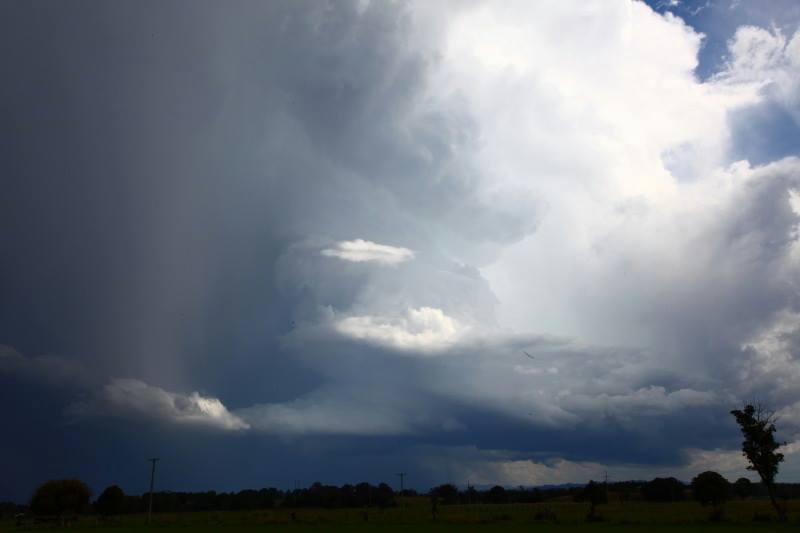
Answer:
[5,498,800,532]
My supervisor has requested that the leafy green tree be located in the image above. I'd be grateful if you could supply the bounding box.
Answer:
[95,485,125,517]
[690,471,730,507]
[30,479,91,521]
[730,404,786,521]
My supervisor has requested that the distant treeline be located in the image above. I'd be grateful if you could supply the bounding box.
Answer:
[123,482,400,513]
[1,482,398,516]
[429,478,800,506]
[5,477,800,517]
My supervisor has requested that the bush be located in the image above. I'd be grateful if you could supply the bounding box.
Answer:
[30,479,91,518]
[733,477,753,499]
[430,484,459,505]
[486,485,508,504]
[95,485,125,517]
[642,477,685,502]
[691,471,730,507]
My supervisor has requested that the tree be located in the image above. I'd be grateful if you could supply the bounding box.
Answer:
[95,485,125,517]
[732,477,753,499]
[429,484,459,505]
[487,485,508,504]
[690,471,730,507]
[730,403,786,522]
[374,483,395,508]
[575,480,607,521]
[641,477,685,502]
[30,479,91,522]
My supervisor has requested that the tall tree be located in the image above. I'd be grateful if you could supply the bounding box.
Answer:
[730,404,786,522]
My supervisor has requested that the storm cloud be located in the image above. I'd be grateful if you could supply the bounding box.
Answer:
[2,0,800,500]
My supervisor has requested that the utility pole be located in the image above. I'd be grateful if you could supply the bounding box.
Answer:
[147,458,159,524]
[395,472,406,494]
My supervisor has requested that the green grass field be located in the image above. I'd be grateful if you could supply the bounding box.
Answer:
[4,498,800,531]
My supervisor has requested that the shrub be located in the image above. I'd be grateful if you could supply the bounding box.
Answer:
[430,484,459,505]
[733,477,753,499]
[691,471,730,507]
[30,479,91,518]
[95,485,125,517]
[642,477,685,502]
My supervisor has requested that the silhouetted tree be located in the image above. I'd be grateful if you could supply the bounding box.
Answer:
[354,482,373,507]
[95,485,125,517]
[374,483,395,508]
[731,403,786,521]
[642,477,685,502]
[733,477,753,499]
[430,484,459,505]
[30,479,91,522]
[612,481,637,503]
[575,480,607,520]
[487,485,508,504]
[0,501,24,519]
[691,471,730,507]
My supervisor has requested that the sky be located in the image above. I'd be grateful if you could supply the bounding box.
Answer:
[2,0,800,502]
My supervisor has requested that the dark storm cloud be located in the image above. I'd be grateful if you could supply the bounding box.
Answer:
[0,0,526,385]
[0,0,540,499]
[3,0,800,502]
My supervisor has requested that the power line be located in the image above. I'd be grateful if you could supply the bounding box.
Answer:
[395,472,406,494]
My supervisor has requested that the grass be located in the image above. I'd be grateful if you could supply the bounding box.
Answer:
[3,498,799,531]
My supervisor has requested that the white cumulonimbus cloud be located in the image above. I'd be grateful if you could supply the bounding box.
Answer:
[333,306,463,352]
[716,25,800,122]
[7,0,800,488]
[321,239,414,265]
[68,378,249,431]
[48,5,800,477]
